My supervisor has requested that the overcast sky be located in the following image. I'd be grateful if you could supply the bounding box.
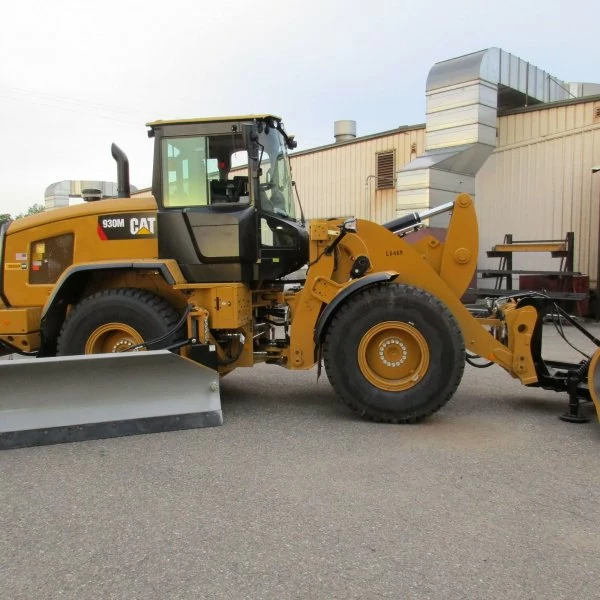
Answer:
[1,0,596,215]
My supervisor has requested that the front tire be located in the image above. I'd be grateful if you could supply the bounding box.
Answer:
[323,283,465,423]
[57,288,181,356]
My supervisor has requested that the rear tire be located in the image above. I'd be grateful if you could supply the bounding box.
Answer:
[57,288,181,356]
[323,283,465,423]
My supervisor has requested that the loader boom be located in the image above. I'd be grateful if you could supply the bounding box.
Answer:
[286,194,536,384]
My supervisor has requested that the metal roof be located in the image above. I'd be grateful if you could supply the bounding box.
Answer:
[498,93,600,116]
[289,93,600,158]
[289,123,426,158]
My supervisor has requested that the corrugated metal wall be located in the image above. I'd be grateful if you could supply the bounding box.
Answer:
[288,100,599,286]
[476,99,600,285]
[289,128,425,223]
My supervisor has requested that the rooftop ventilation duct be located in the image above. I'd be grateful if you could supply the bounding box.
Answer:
[396,47,575,225]
[334,120,357,143]
[568,82,600,97]
[44,180,138,209]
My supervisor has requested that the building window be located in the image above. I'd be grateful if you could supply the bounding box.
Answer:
[376,150,395,189]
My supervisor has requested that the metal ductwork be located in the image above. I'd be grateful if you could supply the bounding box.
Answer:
[396,47,575,225]
[568,82,600,97]
[44,143,136,209]
[44,180,138,209]
[334,120,357,143]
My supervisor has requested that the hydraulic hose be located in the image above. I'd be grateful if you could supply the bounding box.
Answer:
[466,351,494,368]
[124,305,192,352]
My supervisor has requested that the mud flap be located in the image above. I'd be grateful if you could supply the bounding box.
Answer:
[589,349,600,422]
[0,350,222,450]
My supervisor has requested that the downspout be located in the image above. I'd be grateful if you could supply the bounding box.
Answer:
[364,175,377,221]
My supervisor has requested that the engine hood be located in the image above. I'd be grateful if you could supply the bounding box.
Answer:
[7,197,157,235]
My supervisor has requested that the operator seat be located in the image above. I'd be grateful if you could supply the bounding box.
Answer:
[209,180,228,203]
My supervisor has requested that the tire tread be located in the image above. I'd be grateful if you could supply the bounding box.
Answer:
[323,283,465,423]
[56,288,180,355]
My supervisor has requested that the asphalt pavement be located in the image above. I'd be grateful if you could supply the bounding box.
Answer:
[1,324,599,599]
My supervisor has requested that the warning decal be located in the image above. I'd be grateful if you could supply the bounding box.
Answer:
[97,213,157,240]
[5,263,25,271]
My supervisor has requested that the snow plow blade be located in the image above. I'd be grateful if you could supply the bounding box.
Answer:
[589,348,600,422]
[0,350,222,450]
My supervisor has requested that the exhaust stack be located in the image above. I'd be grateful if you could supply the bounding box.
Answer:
[111,143,131,198]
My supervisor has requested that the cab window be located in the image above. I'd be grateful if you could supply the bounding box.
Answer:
[162,136,210,208]
[162,134,250,208]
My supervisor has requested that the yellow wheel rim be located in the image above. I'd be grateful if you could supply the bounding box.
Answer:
[357,321,430,391]
[84,323,145,354]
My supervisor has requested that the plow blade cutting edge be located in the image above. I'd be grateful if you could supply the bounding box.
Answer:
[0,350,222,450]
[589,348,600,422]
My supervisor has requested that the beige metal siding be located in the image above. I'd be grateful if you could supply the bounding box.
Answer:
[476,100,600,285]
[131,188,155,199]
[290,128,425,223]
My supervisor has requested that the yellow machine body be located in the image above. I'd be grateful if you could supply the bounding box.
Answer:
[0,192,538,384]
[589,349,600,418]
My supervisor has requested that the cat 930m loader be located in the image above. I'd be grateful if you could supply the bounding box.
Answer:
[1,114,599,449]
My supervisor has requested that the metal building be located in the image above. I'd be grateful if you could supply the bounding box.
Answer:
[289,123,426,224]
[289,96,600,281]
[284,49,600,293]
[477,96,600,284]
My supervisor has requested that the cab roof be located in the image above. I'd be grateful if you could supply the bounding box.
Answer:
[146,114,281,127]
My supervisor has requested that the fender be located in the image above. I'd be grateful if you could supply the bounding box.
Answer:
[38,261,178,356]
[313,272,398,344]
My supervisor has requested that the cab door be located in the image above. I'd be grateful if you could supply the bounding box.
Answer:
[154,131,259,283]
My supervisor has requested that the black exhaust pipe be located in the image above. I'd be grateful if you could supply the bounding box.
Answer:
[111,143,130,198]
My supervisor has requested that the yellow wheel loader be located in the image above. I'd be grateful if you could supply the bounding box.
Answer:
[1,114,599,449]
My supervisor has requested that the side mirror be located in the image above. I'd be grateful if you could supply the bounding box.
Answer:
[247,124,260,160]
[343,217,357,233]
[325,217,358,256]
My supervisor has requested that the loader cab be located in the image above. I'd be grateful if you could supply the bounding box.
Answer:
[148,115,309,284]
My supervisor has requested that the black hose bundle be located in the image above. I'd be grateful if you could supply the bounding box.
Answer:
[124,305,192,352]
